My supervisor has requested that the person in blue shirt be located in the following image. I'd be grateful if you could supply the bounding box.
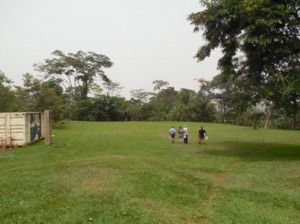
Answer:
[169,126,176,143]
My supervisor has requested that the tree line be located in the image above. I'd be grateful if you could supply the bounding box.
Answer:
[0,65,298,129]
[1,0,299,129]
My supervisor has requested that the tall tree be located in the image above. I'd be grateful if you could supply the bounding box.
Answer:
[34,50,113,99]
[148,87,179,120]
[102,80,123,97]
[189,0,300,127]
[15,73,67,121]
[168,89,198,121]
[126,98,144,121]
[130,89,152,103]
[89,95,127,121]
[152,80,169,92]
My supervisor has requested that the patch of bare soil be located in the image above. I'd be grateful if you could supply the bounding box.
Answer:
[195,147,267,224]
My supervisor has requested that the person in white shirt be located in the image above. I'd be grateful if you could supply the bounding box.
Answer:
[183,126,188,144]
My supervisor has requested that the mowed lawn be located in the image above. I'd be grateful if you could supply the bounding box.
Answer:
[0,121,299,224]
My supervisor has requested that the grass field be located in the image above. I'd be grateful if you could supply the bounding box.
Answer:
[0,121,299,224]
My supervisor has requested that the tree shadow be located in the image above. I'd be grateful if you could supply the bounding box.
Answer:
[203,141,300,162]
[53,122,70,130]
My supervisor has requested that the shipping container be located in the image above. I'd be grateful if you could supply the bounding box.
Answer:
[0,112,45,148]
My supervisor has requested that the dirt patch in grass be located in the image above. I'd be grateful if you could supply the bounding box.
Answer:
[134,197,200,224]
[79,168,120,194]
[53,167,121,195]
[194,146,269,223]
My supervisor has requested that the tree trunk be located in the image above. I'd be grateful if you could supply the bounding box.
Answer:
[264,103,274,129]
[223,103,227,123]
[291,113,297,129]
[252,120,258,129]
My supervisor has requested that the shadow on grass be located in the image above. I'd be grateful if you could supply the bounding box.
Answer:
[53,122,70,130]
[203,141,300,162]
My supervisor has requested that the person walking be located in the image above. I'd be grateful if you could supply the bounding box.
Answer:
[169,126,176,143]
[178,126,184,143]
[183,126,188,144]
[198,126,207,144]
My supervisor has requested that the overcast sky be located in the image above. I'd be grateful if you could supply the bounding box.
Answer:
[0,0,221,98]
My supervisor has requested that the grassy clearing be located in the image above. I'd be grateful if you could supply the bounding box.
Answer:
[0,121,299,224]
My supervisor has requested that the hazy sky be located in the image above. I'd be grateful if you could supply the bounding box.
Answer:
[0,0,221,98]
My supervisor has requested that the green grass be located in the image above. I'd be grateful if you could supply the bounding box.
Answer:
[0,121,299,224]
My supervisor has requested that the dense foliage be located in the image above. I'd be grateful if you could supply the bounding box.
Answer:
[1,66,298,128]
[188,0,300,129]
[1,2,300,131]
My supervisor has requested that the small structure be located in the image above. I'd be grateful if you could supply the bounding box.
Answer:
[0,112,45,148]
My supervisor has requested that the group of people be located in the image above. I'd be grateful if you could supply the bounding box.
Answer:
[169,126,207,144]
[169,126,188,144]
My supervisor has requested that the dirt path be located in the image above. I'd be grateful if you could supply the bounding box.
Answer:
[194,147,267,224]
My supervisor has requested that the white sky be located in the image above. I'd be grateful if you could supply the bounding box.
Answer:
[0,0,221,98]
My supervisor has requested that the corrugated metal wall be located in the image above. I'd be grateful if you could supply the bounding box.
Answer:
[0,112,44,148]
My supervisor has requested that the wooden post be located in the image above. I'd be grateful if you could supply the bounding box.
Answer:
[44,110,52,145]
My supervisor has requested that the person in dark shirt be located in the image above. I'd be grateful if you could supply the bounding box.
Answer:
[198,126,207,144]
[178,126,184,143]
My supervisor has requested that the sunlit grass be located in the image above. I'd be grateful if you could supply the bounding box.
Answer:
[0,121,299,223]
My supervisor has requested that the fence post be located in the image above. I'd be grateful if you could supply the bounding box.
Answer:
[44,110,52,145]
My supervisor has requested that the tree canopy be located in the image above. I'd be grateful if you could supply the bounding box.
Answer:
[189,0,299,73]
[34,50,113,99]
[189,0,300,127]
[1,1,300,131]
